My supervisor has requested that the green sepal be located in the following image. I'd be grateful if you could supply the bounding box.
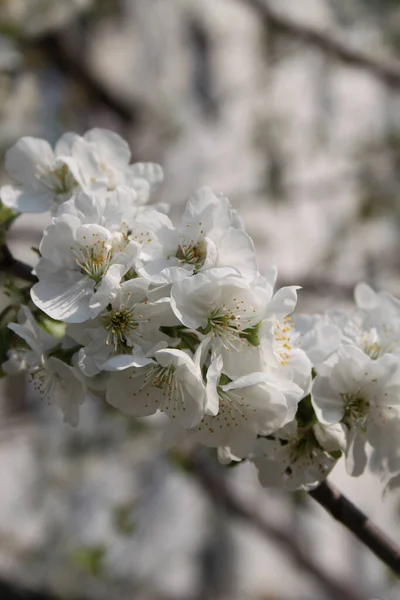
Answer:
[296,394,317,428]
[240,321,262,347]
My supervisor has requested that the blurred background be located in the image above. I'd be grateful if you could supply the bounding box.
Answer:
[1,0,400,598]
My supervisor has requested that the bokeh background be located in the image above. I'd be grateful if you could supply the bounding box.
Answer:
[1,0,400,598]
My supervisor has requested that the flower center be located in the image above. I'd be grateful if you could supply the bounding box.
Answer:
[199,303,246,351]
[362,342,385,360]
[103,308,139,351]
[176,239,207,272]
[73,237,112,283]
[341,390,370,427]
[29,362,55,403]
[274,429,323,477]
[152,365,176,389]
[37,163,77,198]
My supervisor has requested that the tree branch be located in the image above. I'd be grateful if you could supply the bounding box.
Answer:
[184,451,364,600]
[0,580,62,600]
[0,246,37,284]
[243,0,400,88]
[309,480,400,575]
[0,578,89,600]
[26,32,139,126]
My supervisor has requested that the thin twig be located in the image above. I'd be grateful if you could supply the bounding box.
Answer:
[243,0,400,88]
[184,451,364,600]
[310,480,400,575]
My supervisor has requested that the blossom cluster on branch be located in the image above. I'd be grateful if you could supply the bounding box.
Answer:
[1,128,400,494]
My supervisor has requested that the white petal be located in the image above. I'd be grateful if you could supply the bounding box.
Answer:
[171,272,213,329]
[46,357,86,427]
[89,263,124,317]
[31,272,94,323]
[106,365,164,417]
[54,132,82,156]
[101,354,154,371]
[354,282,378,311]
[183,187,232,233]
[130,162,164,186]
[266,286,300,320]
[84,128,131,166]
[311,376,345,424]
[5,137,54,187]
[1,185,53,213]
[205,355,223,416]
[217,228,258,282]
[39,213,80,266]
[345,427,367,477]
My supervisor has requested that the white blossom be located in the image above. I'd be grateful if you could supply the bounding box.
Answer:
[138,187,258,285]
[190,355,303,458]
[312,345,400,476]
[1,136,82,213]
[1,129,163,213]
[106,348,206,428]
[71,277,175,376]
[7,127,400,496]
[31,212,141,322]
[171,268,271,354]
[4,307,86,426]
[251,420,342,491]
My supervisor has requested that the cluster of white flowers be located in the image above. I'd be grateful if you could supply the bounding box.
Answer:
[2,128,400,494]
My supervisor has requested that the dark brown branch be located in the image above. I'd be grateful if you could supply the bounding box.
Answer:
[27,32,139,125]
[0,578,85,600]
[184,451,364,600]
[309,480,400,575]
[243,0,400,88]
[1,246,37,284]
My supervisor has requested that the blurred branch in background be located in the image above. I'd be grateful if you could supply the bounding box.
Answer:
[27,32,137,127]
[183,451,365,600]
[278,275,355,300]
[242,0,400,88]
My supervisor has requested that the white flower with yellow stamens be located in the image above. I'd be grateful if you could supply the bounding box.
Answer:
[312,345,400,476]
[31,213,138,323]
[69,274,177,376]
[1,136,82,213]
[250,420,343,491]
[137,187,258,285]
[221,286,312,398]
[0,128,164,214]
[190,355,303,458]
[171,269,271,354]
[106,348,206,428]
[3,307,86,426]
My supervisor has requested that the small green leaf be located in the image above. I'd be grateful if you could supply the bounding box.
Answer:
[37,315,66,338]
[296,394,317,427]
[0,202,19,230]
[329,450,342,460]
[71,545,106,576]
